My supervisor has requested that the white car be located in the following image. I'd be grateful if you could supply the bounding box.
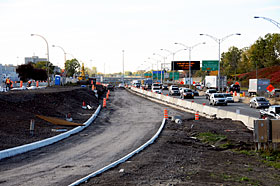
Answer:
[205,89,217,100]
[209,93,227,106]
[152,86,162,94]
[223,93,234,103]
[179,87,187,94]
[118,83,125,88]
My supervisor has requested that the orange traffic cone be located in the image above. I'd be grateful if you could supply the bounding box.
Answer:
[195,111,199,120]
[36,81,39,87]
[92,85,95,91]
[164,109,168,119]
[103,98,107,108]
[234,91,237,96]
[20,81,23,88]
[243,92,245,97]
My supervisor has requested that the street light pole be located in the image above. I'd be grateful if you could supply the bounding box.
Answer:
[52,45,66,69]
[153,53,166,83]
[31,34,50,86]
[254,16,280,29]
[148,57,159,81]
[174,42,205,88]
[161,48,186,84]
[200,33,241,91]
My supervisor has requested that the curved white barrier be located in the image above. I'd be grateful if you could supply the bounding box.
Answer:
[69,118,166,186]
[0,105,101,160]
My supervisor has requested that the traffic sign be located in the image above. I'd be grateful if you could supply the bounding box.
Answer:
[202,60,219,71]
[171,61,200,70]
[266,84,275,92]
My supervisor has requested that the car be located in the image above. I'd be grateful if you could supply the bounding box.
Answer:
[209,93,227,106]
[106,84,114,91]
[205,89,217,100]
[249,97,270,109]
[118,83,125,89]
[192,89,199,96]
[195,84,202,90]
[223,93,234,103]
[169,85,180,96]
[180,88,194,99]
[179,87,187,94]
[229,84,240,93]
[162,84,168,90]
[144,84,152,90]
[151,85,162,94]
[260,105,280,119]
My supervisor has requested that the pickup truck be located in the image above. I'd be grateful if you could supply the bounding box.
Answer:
[260,105,280,119]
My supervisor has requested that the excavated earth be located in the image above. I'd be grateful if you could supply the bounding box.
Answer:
[81,94,280,186]
[0,86,104,150]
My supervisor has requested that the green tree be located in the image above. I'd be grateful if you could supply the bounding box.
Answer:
[33,61,55,75]
[125,71,132,76]
[220,46,242,77]
[65,59,80,77]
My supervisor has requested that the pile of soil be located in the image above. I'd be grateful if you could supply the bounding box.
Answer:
[0,85,105,150]
[83,117,280,185]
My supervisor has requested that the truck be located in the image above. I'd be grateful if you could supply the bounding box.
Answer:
[248,79,270,96]
[204,76,227,91]
[260,105,280,119]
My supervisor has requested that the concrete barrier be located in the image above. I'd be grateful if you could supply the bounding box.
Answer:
[217,109,228,119]
[0,105,101,160]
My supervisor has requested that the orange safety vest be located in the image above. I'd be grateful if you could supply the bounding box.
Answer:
[6,79,11,84]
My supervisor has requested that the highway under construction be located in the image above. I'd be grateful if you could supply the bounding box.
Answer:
[0,86,280,185]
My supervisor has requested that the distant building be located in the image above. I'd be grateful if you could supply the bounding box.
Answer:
[0,64,20,83]
[25,56,47,64]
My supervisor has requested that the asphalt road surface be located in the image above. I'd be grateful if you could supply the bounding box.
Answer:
[162,90,260,118]
[0,89,193,186]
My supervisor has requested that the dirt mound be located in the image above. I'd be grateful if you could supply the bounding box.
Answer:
[0,86,104,150]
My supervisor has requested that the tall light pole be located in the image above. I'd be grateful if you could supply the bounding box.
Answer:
[52,45,66,69]
[254,16,280,29]
[153,53,166,83]
[122,50,125,84]
[174,42,205,88]
[31,34,50,86]
[200,33,241,91]
[148,57,159,81]
[160,48,186,83]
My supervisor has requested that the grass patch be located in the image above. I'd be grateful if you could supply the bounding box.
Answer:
[197,132,226,145]
[260,151,280,169]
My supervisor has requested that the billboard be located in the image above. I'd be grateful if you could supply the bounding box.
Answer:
[171,61,200,70]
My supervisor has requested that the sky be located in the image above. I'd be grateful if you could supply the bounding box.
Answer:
[0,0,280,74]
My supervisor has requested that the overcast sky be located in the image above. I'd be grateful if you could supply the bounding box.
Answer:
[0,0,280,73]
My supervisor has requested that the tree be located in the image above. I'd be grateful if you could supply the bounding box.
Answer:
[65,59,80,77]
[33,61,55,75]
[220,46,242,78]
[16,63,47,81]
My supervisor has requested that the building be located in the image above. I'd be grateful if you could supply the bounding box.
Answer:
[0,64,20,84]
[25,56,47,64]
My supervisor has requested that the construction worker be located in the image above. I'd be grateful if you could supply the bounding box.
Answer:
[5,77,11,91]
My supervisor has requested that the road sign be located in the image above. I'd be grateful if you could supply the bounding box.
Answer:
[266,84,275,92]
[171,61,200,70]
[202,60,219,71]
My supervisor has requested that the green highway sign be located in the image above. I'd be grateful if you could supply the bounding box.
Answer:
[202,60,219,71]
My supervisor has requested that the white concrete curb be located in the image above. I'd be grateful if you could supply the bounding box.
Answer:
[0,105,101,160]
[69,118,166,186]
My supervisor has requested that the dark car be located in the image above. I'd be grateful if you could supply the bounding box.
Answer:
[229,84,240,93]
[162,84,168,90]
[107,84,114,91]
[192,89,199,96]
